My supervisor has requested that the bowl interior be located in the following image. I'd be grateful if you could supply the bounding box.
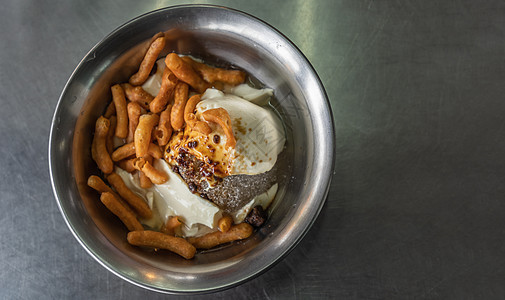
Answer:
[49,5,333,293]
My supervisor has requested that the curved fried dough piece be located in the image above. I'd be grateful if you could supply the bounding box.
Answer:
[165,53,209,93]
[88,175,137,217]
[127,230,196,259]
[106,172,152,219]
[138,155,153,189]
[181,56,246,86]
[122,83,153,110]
[217,215,233,233]
[170,82,188,131]
[134,114,160,158]
[116,158,136,173]
[154,104,173,146]
[160,216,182,236]
[183,94,212,134]
[187,223,253,249]
[106,116,116,155]
[133,157,169,184]
[92,116,113,174]
[112,142,163,161]
[126,102,142,143]
[111,84,128,139]
[129,36,166,86]
[149,67,178,113]
[201,108,236,148]
[101,192,144,232]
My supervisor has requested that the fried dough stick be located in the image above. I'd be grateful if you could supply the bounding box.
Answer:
[181,56,246,86]
[129,36,166,86]
[106,172,152,219]
[165,53,209,93]
[91,116,114,174]
[101,192,144,231]
[127,230,196,259]
[187,223,253,249]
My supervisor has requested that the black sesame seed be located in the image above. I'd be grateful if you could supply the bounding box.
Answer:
[172,165,179,174]
[188,182,197,193]
[187,141,198,148]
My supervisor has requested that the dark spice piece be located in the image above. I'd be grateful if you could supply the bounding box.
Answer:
[188,182,197,193]
[213,134,220,144]
[179,147,188,154]
[201,168,212,177]
[245,205,268,227]
[171,165,179,174]
[187,141,198,148]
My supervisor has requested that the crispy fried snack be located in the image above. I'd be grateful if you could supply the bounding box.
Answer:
[112,142,163,161]
[187,223,253,249]
[149,67,178,113]
[181,56,246,86]
[185,113,212,134]
[106,172,152,219]
[104,101,116,118]
[201,108,236,148]
[147,143,163,159]
[160,216,182,236]
[87,175,136,216]
[184,94,212,134]
[135,114,160,158]
[92,116,114,174]
[139,155,153,189]
[127,230,196,259]
[106,115,117,155]
[116,158,136,173]
[111,84,128,139]
[217,215,233,233]
[170,82,189,131]
[183,94,201,117]
[101,192,144,232]
[122,83,153,110]
[129,36,166,86]
[111,142,136,161]
[126,102,142,143]
[87,175,119,199]
[154,104,173,146]
[165,53,209,93]
[133,157,168,184]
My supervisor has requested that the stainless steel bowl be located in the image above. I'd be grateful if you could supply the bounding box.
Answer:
[49,5,334,294]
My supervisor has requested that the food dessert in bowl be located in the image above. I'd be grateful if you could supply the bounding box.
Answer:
[49,5,334,293]
[89,50,285,252]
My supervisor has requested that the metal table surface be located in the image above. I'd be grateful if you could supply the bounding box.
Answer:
[2,0,505,298]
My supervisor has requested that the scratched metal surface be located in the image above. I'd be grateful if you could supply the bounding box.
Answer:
[2,0,505,298]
